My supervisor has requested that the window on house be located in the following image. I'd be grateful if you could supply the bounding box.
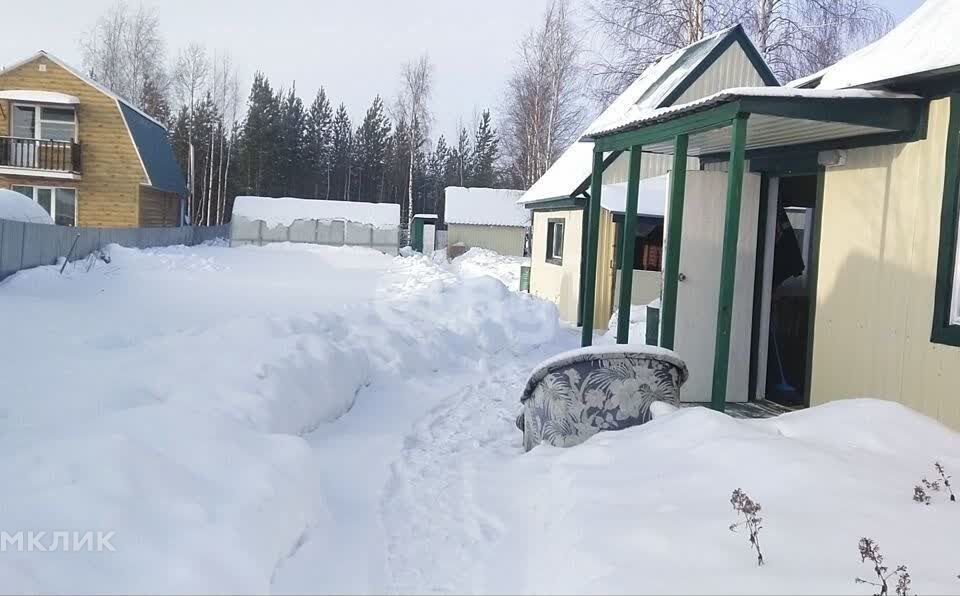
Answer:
[11,105,77,141]
[39,107,77,141]
[932,95,960,346]
[546,219,564,264]
[11,185,77,226]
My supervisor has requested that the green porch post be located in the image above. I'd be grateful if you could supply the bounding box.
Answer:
[616,146,643,343]
[577,194,590,327]
[710,114,749,412]
[581,150,605,347]
[660,134,688,350]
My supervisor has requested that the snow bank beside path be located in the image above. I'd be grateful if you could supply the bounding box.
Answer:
[485,399,960,594]
[449,247,530,292]
[0,243,560,594]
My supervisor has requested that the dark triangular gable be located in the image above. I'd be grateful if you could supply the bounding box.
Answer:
[118,102,186,196]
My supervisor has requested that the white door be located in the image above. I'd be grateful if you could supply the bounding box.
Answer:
[671,171,761,403]
[422,223,436,253]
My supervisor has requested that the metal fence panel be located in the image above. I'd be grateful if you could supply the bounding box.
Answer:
[0,219,230,281]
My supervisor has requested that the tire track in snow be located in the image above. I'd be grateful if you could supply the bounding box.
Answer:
[380,364,530,595]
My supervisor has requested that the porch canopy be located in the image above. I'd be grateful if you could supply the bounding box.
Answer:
[577,86,926,411]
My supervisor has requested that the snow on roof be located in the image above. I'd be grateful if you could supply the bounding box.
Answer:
[585,86,920,138]
[600,174,668,217]
[817,0,959,90]
[0,90,79,104]
[0,189,54,225]
[444,187,528,227]
[232,196,401,228]
[519,26,764,204]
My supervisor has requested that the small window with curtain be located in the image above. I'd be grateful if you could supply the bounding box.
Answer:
[546,219,564,265]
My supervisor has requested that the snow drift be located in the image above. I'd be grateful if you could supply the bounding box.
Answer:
[0,243,558,594]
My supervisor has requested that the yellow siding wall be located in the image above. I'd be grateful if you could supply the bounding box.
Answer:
[530,209,583,323]
[0,55,146,227]
[447,224,526,256]
[138,187,180,227]
[811,97,960,429]
[529,208,618,328]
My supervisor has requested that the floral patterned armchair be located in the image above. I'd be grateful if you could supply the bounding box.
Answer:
[517,345,689,451]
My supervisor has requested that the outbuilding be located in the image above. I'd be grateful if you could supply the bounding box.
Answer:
[444,186,528,257]
[568,0,960,430]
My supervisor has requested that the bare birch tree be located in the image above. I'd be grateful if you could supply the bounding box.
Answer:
[173,43,208,224]
[589,0,747,103]
[394,55,434,232]
[81,1,169,111]
[749,0,893,81]
[502,0,586,189]
[589,0,893,100]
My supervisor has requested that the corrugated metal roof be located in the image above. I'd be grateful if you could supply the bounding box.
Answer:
[520,25,775,205]
[119,102,186,196]
[584,87,919,140]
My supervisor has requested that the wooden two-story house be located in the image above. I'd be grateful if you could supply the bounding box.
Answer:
[0,51,185,227]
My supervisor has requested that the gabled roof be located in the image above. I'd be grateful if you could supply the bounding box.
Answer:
[445,187,528,227]
[1,51,186,196]
[2,51,166,128]
[813,0,960,91]
[520,25,778,205]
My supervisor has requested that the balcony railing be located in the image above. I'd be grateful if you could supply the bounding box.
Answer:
[0,136,81,174]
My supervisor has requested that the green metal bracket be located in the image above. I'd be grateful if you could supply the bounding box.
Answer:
[616,146,643,343]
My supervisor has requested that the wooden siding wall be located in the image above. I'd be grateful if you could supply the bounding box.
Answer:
[447,223,525,257]
[0,56,147,227]
[811,97,960,429]
[138,187,180,227]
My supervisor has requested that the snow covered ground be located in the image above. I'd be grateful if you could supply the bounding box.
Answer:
[446,247,530,292]
[0,242,958,595]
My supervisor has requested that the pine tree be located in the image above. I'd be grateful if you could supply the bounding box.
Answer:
[426,135,449,218]
[277,86,306,196]
[238,73,281,196]
[353,96,392,202]
[304,88,333,198]
[471,110,499,188]
[330,103,353,201]
[453,125,472,186]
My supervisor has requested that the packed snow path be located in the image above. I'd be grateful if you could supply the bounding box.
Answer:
[1,242,959,595]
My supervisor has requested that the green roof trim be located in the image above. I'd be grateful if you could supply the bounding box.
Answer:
[522,196,585,212]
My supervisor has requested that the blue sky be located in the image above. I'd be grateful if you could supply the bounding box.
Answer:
[1,0,926,140]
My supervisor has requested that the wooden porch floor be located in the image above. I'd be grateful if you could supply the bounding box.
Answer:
[681,400,802,419]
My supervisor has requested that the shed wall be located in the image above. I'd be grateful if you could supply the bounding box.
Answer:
[811,97,960,429]
[447,223,525,256]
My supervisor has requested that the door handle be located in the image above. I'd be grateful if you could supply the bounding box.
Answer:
[678,273,687,282]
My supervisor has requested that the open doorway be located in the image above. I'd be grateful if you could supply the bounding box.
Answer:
[756,174,818,407]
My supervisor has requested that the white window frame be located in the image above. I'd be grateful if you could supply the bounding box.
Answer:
[10,184,77,226]
[546,218,564,264]
[11,103,77,141]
